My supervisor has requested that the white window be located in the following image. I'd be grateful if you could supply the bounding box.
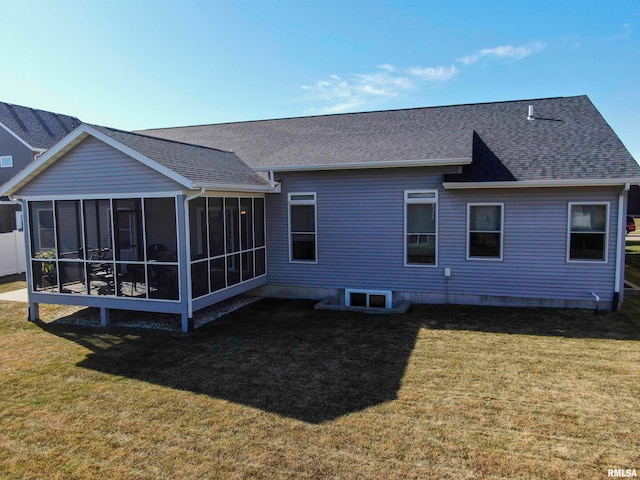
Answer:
[345,289,392,308]
[568,202,609,262]
[405,190,437,266]
[467,203,504,260]
[289,193,317,263]
[0,156,13,168]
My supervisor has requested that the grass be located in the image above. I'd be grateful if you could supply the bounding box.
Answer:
[0,272,26,294]
[1,294,639,479]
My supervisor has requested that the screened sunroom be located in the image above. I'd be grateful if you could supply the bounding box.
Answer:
[2,124,276,332]
[29,194,266,301]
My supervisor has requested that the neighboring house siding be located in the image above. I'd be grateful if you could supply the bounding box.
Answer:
[266,169,620,305]
[16,136,183,196]
[0,125,35,185]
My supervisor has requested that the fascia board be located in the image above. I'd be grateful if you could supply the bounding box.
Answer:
[0,124,198,196]
[443,178,640,189]
[196,182,281,193]
[85,125,195,189]
[0,124,89,196]
[253,157,473,172]
[0,120,37,151]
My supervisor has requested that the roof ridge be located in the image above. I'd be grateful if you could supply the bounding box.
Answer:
[91,124,237,155]
[0,100,81,123]
[140,95,588,131]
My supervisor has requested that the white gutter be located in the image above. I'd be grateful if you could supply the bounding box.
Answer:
[184,187,206,319]
[253,157,473,172]
[196,181,279,193]
[614,182,630,308]
[444,178,640,189]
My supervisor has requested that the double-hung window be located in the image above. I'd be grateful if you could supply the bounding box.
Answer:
[405,190,437,266]
[467,204,504,260]
[289,193,317,263]
[568,202,608,262]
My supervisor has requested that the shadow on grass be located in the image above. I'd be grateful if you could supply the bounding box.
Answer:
[415,300,640,340]
[36,298,640,423]
[38,299,422,424]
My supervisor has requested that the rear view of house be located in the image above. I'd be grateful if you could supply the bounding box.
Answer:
[2,95,639,332]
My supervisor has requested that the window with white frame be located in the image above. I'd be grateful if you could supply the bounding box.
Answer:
[405,190,437,266]
[568,202,608,262]
[289,193,317,262]
[467,204,503,260]
[0,156,13,168]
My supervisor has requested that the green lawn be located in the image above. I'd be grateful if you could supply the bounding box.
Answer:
[1,294,639,479]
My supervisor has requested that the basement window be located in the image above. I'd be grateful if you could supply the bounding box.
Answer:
[345,289,392,309]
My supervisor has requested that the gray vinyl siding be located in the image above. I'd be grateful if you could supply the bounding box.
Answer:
[266,169,621,304]
[266,167,446,292]
[441,187,619,303]
[16,136,183,196]
[0,125,35,185]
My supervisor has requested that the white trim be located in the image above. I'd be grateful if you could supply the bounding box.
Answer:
[0,124,280,198]
[466,203,504,261]
[0,121,37,151]
[404,189,438,267]
[254,157,473,172]
[288,192,317,264]
[14,192,186,201]
[345,289,392,309]
[0,155,13,168]
[566,202,610,264]
[614,184,630,298]
[444,178,640,190]
[83,125,195,188]
[196,182,279,193]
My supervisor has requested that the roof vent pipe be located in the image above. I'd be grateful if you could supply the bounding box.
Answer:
[527,105,535,121]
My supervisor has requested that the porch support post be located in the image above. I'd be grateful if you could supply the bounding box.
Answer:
[100,307,110,327]
[176,194,192,333]
[28,303,39,322]
[22,199,38,322]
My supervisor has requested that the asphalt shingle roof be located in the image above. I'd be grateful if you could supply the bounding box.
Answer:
[91,125,271,188]
[0,101,81,149]
[140,95,640,182]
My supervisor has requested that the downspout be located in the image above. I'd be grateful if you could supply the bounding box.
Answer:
[613,183,630,310]
[268,170,276,188]
[184,187,206,320]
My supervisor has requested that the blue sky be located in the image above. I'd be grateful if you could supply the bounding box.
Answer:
[1,0,639,161]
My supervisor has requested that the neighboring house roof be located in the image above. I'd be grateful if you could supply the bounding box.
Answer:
[140,95,640,183]
[1,124,274,196]
[0,101,81,150]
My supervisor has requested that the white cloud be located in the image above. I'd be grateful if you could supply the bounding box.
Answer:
[302,63,457,114]
[458,41,546,65]
[377,64,396,72]
[406,65,458,81]
[302,41,544,113]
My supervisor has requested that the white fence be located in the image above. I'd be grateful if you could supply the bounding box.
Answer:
[0,231,26,277]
